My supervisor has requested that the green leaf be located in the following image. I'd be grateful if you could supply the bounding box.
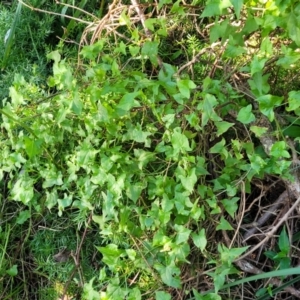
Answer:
[24,137,43,159]
[250,126,268,137]
[207,139,223,157]
[16,210,31,225]
[123,124,152,145]
[141,41,159,66]
[177,79,196,98]
[158,0,173,10]
[230,0,243,19]
[128,287,142,300]
[96,244,124,270]
[174,224,192,244]
[209,139,228,158]
[219,244,249,262]
[71,91,83,115]
[287,13,300,46]
[279,227,290,255]
[58,194,73,216]
[221,197,239,218]
[248,72,270,96]
[154,262,181,288]
[216,216,233,230]
[257,94,283,121]
[178,168,197,194]
[249,154,267,172]
[242,15,259,34]
[155,291,171,300]
[250,56,267,76]
[80,40,105,60]
[171,127,192,154]
[11,176,34,205]
[126,182,145,203]
[193,290,221,300]
[2,2,22,69]
[237,105,255,124]
[214,121,234,136]
[82,278,100,300]
[116,92,140,115]
[213,271,227,293]
[260,37,273,56]
[223,44,246,58]
[134,149,156,169]
[287,91,300,111]
[201,0,231,17]
[200,93,221,127]
[270,141,290,159]
[158,63,176,82]
[192,228,207,252]
[9,86,24,107]
[129,45,140,56]
[6,265,18,276]
[42,168,63,188]
[276,45,300,69]
[278,257,291,270]
[283,125,300,138]
[210,19,230,43]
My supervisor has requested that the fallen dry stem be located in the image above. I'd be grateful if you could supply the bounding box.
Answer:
[18,0,92,25]
[236,195,300,262]
[243,190,290,240]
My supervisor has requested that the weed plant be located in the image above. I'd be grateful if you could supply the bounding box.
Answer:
[2,1,300,299]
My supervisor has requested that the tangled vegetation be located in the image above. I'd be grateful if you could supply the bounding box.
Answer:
[2,0,300,299]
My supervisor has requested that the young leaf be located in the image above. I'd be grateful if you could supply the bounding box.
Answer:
[116,92,140,115]
[209,138,225,154]
[270,141,290,159]
[178,168,197,194]
[214,121,234,136]
[171,128,192,153]
[155,291,171,300]
[216,216,233,230]
[257,94,283,121]
[192,228,207,252]
[221,197,239,218]
[250,126,268,137]
[6,265,18,276]
[174,224,192,244]
[24,137,43,159]
[250,56,268,76]
[154,262,181,288]
[141,41,159,66]
[230,0,243,19]
[287,91,300,111]
[279,227,290,255]
[177,79,196,99]
[201,0,231,17]
[16,210,31,225]
[237,105,255,124]
[287,13,300,46]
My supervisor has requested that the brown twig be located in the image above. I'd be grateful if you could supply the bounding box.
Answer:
[175,42,221,76]
[61,212,93,299]
[236,195,300,262]
[243,190,290,240]
[18,0,92,25]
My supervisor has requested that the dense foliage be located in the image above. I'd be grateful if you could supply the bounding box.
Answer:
[2,0,300,299]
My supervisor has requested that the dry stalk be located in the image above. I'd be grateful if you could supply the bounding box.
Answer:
[18,0,92,25]
[243,190,290,240]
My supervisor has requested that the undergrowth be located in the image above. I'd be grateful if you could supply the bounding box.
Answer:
[2,0,300,299]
